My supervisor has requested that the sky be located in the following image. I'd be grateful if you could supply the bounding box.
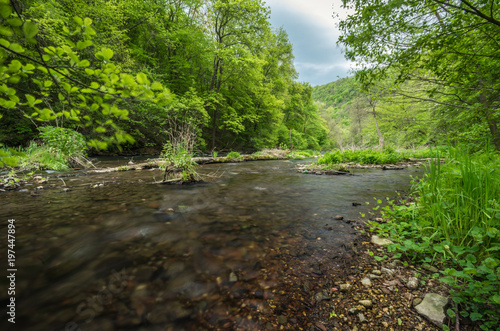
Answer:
[264,0,354,87]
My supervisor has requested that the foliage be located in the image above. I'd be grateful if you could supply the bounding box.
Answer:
[317,149,404,165]
[372,148,500,329]
[226,151,241,159]
[336,0,500,150]
[161,141,197,181]
[18,142,70,171]
[38,126,86,156]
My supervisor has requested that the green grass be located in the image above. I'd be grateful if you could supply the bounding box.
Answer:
[318,149,404,165]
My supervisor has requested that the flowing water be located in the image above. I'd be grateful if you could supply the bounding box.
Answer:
[0,159,420,330]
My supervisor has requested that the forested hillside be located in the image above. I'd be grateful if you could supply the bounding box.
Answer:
[313,76,440,149]
[0,0,327,157]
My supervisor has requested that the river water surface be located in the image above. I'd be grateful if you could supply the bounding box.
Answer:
[0,159,420,330]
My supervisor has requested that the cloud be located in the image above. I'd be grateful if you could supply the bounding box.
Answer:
[264,0,353,86]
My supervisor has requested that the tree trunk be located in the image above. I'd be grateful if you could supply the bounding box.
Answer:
[372,109,384,149]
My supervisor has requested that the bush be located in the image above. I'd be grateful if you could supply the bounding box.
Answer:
[38,126,87,157]
[161,142,197,181]
[227,151,241,159]
[317,149,404,165]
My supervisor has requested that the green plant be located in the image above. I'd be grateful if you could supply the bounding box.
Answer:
[161,141,197,181]
[212,150,218,158]
[372,148,500,329]
[38,126,87,157]
[227,151,241,159]
[117,165,129,171]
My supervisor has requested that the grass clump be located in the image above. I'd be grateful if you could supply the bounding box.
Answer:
[318,149,404,165]
[371,147,500,329]
[226,151,242,159]
[161,142,197,182]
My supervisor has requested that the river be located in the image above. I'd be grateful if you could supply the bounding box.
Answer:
[0,159,420,330]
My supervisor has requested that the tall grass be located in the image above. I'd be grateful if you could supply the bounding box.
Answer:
[317,149,403,165]
[415,148,500,250]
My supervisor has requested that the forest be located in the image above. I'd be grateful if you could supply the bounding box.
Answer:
[0,0,328,168]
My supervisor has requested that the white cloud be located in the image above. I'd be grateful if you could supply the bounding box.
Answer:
[263,0,354,86]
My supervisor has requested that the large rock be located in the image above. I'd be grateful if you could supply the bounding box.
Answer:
[371,235,393,246]
[415,293,449,327]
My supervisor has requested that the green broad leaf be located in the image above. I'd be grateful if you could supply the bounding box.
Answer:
[77,40,92,50]
[43,80,52,88]
[83,17,92,26]
[0,4,12,19]
[58,93,65,101]
[446,308,455,319]
[8,75,20,84]
[78,60,90,67]
[490,294,500,305]
[22,63,35,72]
[465,254,477,264]
[7,18,22,27]
[22,21,38,39]
[95,126,106,133]
[73,17,84,26]
[484,258,499,269]
[90,103,99,111]
[25,94,36,106]
[0,25,13,37]
[0,38,9,47]
[42,54,51,62]
[7,60,21,73]
[90,82,99,89]
[151,81,163,91]
[85,68,94,75]
[9,43,24,53]
[136,72,148,85]
[37,66,48,74]
[470,312,482,321]
[101,47,113,61]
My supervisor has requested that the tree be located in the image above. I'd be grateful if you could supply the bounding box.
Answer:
[336,0,500,150]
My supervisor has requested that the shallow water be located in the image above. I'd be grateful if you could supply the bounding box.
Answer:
[0,159,420,330]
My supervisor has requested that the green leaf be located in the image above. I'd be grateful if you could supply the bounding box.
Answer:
[22,21,38,39]
[9,43,24,53]
[490,294,500,305]
[95,126,106,133]
[0,38,9,47]
[0,25,13,37]
[78,60,90,67]
[73,17,84,26]
[7,18,22,27]
[0,4,12,19]
[99,47,113,61]
[83,17,92,26]
[465,254,477,264]
[470,312,482,321]
[7,60,21,73]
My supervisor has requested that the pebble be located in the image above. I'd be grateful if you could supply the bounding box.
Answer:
[372,269,382,275]
[407,277,419,290]
[277,315,287,324]
[381,267,395,276]
[229,272,238,282]
[340,283,352,292]
[348,307,358,314]
[361,277,372,287]
[413,298,423,306]
[368,274,382,279]
[358,313,366,323]
[333,215,344,220]
[359,300,372,308]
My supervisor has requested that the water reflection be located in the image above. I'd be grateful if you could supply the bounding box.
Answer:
[0,159,420,330]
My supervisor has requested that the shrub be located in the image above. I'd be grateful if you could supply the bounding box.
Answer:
[38,126,87,157]
[227,151,241,159]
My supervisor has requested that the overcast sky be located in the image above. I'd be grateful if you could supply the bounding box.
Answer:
[264,0,354,87]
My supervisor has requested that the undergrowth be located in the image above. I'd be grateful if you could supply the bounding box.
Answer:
[370,147,500,330]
